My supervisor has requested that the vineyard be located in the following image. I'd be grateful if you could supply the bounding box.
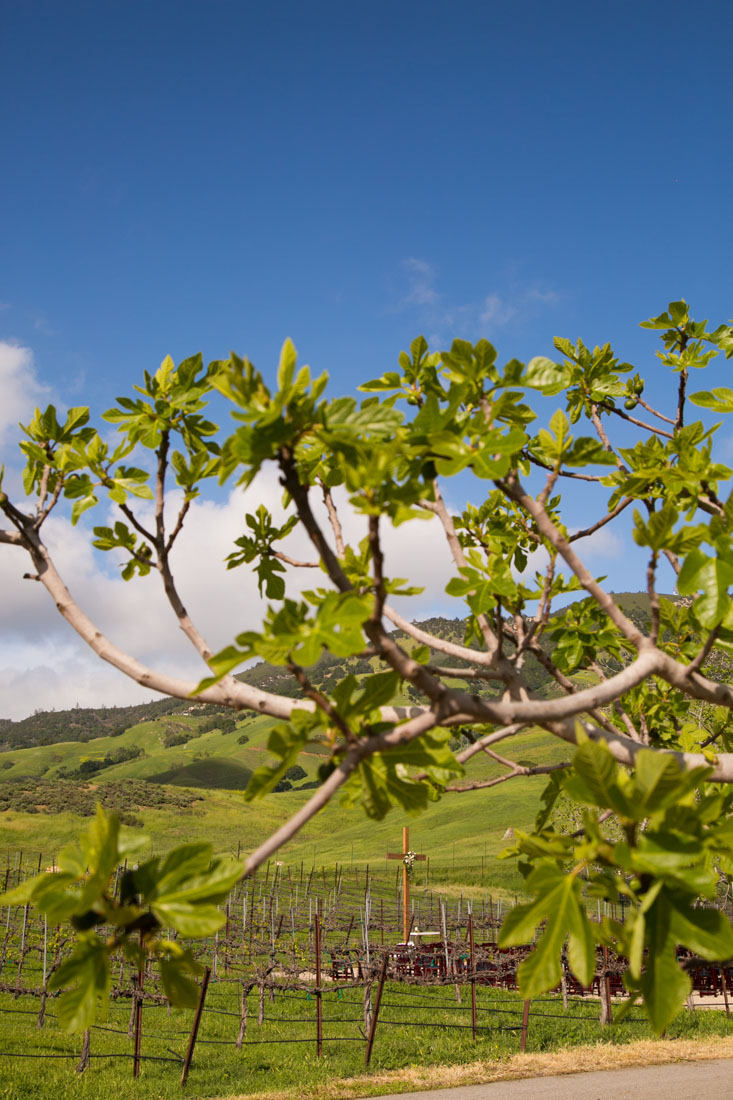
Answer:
[1,850,733,1099]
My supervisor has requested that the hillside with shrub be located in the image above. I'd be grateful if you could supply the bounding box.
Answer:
[0,596,661,751]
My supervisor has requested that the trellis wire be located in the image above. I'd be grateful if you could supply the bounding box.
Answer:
[0,852,728,1084]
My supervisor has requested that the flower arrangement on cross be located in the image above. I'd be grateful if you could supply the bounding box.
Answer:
[402,850,417,880]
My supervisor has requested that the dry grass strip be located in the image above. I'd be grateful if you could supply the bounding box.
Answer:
[219,1036,733,1100]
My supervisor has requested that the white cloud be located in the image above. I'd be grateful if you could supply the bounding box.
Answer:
[396,258,439,310]
[0,452,632,721]
[512,544,551,582]
[387,259,562,339]
[0,342,50,447]
[479,285,563,334]
[0,657,156,720]
[570,525,624,559]
[0,466,458,720]
[525,287,562,307]
[510,526,624,589]
[480,294,517,327]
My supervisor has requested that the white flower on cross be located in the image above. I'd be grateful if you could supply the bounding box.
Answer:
[402,850,417,879]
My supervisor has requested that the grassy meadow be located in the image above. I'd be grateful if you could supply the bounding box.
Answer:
[0,709,566,897]
[1,982,732,1100]
[0,667,730,1100]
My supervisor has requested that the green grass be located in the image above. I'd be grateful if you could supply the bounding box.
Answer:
[0,759,554,898]
[0,711,570,898]
[0,983,731,1100]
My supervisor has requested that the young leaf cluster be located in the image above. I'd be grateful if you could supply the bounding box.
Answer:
[0,807,241,1031]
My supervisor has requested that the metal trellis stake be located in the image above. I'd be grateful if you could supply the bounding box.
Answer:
[520,999,530,1053]
[364,951,389,1066]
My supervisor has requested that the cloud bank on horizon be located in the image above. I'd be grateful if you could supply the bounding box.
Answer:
[0,333,627,722]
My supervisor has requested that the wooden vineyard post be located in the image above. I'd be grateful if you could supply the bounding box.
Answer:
[314,910,323,1057]
[386,827,426,943]
[237,981,253,1049]
[468,912,477,1042]
[363,896,372,968]
[76,1028,91,1073]
[365,951,389,1066]
[181,966,211,1086]
[363,980,373,1035]
[0,903,13,978]
[133,935,144,1078]
[249,890,256,961]
[16,902,29,990]
[721,967,731,1020]
[133,979,143,1076]
[520,999,530,1053]
[440,900,451,986]
[600,945,612,1026]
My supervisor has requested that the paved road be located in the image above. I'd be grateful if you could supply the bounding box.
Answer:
[368,1058,733,1100]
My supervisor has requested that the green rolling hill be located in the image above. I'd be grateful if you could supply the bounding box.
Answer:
[0,595,682,894]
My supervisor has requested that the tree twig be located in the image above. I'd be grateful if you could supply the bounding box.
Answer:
[383,605,502,670]
[271,551,320,568]
[499,471,647,651]
[569,497,633,543]
[287,661,356,744]
[686,625,721,677]
[635,396,676,425]
[599,403,674,440]
[447,761,570,793]
[420,481,499,659]
[165,497,191,554]
[319,479,345,558]
[526,454,607,482]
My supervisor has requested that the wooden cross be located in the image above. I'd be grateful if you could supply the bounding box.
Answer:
[387,826,426,944]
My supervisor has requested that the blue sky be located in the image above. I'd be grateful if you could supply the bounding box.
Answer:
[1,1,732,716]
